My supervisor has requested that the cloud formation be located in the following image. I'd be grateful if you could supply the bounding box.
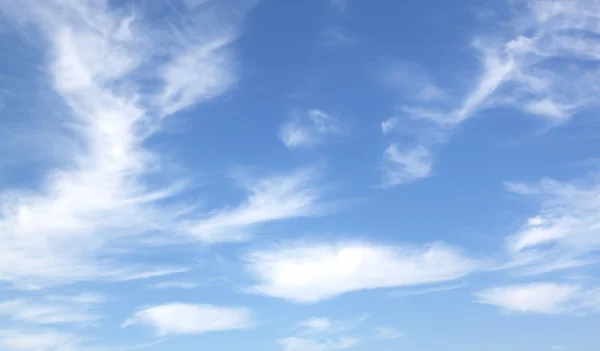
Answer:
[122,303,252,336]
[246,241,479,302]
[0,0,254,287]
[0,293,104,325]
[504,176,600,274]
[381,0,600,186]
[382,144,433,185]
[475,283,600,314]
[279,109,343,150]
[182,168,325,243]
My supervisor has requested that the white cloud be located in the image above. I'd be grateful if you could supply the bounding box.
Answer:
[152,281,198,289]
[0,293,103,325]
[0,328,159,351]
[475,283,600,314]
[158,35,236,116]
[382,144,433,185]
[297,314,367,336]
[476,283,578,314]
[182,168,325,243]
[299,318,332,334]
[390,281,467,297]
[0,329,82,351]
[279,109,342,150]
[122,303,252,336]
[0,0,252,287]
[504,177,600,273]
[375,327,404,340]
[406,0,600,125]
[380,0,600,187]
[246,241,479,302]
[279,336,360,351]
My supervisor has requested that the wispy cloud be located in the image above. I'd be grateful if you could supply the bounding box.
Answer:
[380,60,446,103]
[279,109,343,150]
[475,283,600,315]
[246,241,479,302]
[297,314,368,336]
[380,0,600,186]
[407,0,600,125]
[375,327,404,340]
[279,336,360,351]
[298,318,333,334]
[122,303,253,336]
[0,0,254,287]
[327,0,350,16]
[504,176,600,273]
[181,168,326,243]
[0,328,163,351]
[0,329,84,351]
[389,281,467,297]
[152,281,198,290]
[382,144,433,186]
[0,293,104,325]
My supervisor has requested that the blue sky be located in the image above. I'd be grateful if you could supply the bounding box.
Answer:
[1,0,600,350]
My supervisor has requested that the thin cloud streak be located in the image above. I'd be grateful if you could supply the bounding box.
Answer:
[181,168,326,243]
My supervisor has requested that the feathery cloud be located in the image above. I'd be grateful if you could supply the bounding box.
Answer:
[504,176,600,273]
[380,0,600,187]
[182,168,325,243]
[0,0,253,287]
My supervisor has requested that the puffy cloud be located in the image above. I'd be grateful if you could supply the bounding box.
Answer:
[246,241,479,302]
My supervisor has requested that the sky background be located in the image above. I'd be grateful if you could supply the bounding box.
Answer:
[1,0,600,350]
